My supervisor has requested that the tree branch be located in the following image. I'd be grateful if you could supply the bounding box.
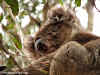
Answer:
[86,0,95,32]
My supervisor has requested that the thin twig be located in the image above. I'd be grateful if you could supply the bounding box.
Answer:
[29,15,41,27]
[42,2,49,23]
[86,0,94,32]
[94,0,100,12]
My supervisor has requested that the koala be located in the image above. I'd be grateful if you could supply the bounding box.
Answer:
[24,6,100,59]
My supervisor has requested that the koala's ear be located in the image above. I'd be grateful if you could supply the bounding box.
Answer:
[64,9,76,24]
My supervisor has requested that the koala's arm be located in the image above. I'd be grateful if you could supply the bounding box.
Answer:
[72,32,100,45]
[50,39,100,75]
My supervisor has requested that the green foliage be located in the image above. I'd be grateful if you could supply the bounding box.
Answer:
[75,0,81,7]
[42,0,46,4]
[7,24,14,30]
[6,15,14,22]
[0,33,2,39]
[0,14,3,22]
[2,24,14,32]
[0,0,2,4]
[3,32,22,50]
[6,56,15,68]
[32,1,39,13]
[9,32,22,49]
[5,0,19,15]
[2,16,15,31]
[59,0,64,5]
[41,70,48,74]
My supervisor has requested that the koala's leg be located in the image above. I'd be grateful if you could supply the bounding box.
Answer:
[49,41,96,75]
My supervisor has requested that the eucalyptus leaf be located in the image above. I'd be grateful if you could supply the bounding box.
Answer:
[0,33,2,40]
[0,14,3,22]
[42,0,46,4]
[2,15,15,31]
[9,32,22,49]
[75,0,81,7]
[59,0,64,5]
[5,0,19,15]
[2,24,14,31]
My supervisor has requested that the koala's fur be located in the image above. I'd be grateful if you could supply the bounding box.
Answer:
[24,6,100,59]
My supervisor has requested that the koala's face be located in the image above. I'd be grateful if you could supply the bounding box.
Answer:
[33,21,73,57]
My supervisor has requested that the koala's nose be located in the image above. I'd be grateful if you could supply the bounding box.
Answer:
[35,38,48,54]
